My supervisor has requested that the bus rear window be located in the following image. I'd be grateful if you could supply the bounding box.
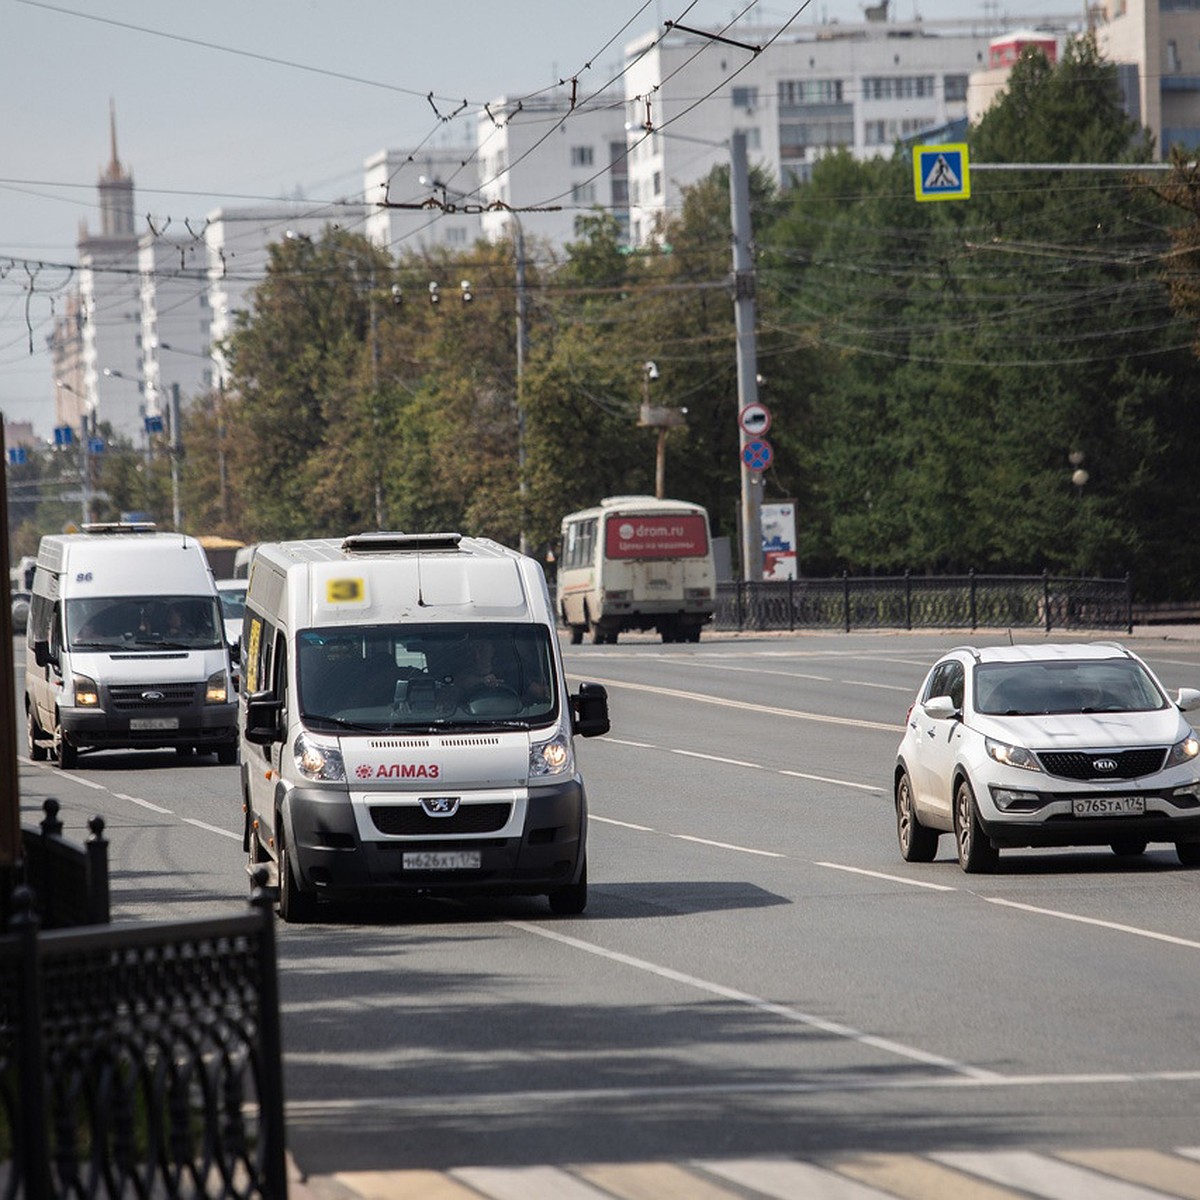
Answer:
[604,514,708,559]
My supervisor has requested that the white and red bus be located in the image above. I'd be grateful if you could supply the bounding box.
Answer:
[557,496,715,644]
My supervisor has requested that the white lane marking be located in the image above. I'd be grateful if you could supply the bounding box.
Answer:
[604,736,883,794]
[593,815,784,857]
[842,679,913,693]
[453,1165,612,1200]
[672,659,833,682]
[702,1158,893,1199]
[183,818,241,841]
[816,862,957,892]
[60,772,105,790]
[508,920,1001,1081]
[779,770,884,793]
[668,748,762,769]
[934,1149,1169,1199]
[668,834,785,858]
[592,816,655,832]
[987,897,1200,950]
[571,674,901,733]
[284,1069,1200,1116]
[114,792,173,814]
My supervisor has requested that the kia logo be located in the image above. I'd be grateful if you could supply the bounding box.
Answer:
[421,797,460,817]
[1092,758,1119,773]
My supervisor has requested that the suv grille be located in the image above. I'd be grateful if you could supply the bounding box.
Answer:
[109,683,199,710]
[1037,748,1167,780]
[370,803,512,836]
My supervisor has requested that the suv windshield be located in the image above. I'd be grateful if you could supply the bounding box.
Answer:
[66,595,224,650]
[975,658,1167,716]
[297,621,558,730]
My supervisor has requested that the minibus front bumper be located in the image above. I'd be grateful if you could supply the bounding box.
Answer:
[284,779,587,897]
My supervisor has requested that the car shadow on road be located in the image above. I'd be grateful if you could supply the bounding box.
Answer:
[288,881,790,927]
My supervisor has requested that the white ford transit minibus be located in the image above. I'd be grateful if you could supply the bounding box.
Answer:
[25,524,238,768]
[239,532,609,922]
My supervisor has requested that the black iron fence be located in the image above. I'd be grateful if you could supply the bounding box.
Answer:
[0,880,287,1200]
[9,799,109,931]
[715,571,1133,634]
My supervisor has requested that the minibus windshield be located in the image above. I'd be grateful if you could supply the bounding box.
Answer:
[297,621,559,730]
[66,595,225,650]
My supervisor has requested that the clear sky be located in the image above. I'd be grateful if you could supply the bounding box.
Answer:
[1,0,1062,436]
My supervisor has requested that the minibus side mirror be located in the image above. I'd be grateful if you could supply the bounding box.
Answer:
[244,691,284,745]
[34,640,53,669]
[571,681,610,738]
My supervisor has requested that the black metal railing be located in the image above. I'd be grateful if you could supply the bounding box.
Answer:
[11,800,109,931]
[715,571,1133,634]
[0,879,287,1200]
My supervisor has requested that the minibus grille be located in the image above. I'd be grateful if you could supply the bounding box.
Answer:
[370,803,512,836]
[109,683,199,710]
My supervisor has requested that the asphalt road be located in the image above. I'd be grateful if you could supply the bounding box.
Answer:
[17,629,1200,1197]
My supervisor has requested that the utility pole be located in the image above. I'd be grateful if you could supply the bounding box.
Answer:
[513,217,529,556]
[0,415,20,884]
[730,131,764,583]
[169,383,183,531]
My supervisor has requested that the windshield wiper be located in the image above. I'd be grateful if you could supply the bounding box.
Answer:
[303,713,383,732]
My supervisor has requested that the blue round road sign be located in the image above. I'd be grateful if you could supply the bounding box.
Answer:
[742,438,773,471]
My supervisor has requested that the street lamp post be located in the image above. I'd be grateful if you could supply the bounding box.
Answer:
[57,380,96,524]
[627,123,765,579]
[636,361,687,499]
[729,130,764,583]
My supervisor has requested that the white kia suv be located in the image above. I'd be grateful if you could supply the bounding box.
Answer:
[894,642,1200,872]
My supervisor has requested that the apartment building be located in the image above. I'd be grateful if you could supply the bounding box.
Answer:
[204,203,364,387]
[474,89,630,247]
[621,13,1077,245]
[363,146,482,253]
[1097,0,1200,156]
[138,235,211,424]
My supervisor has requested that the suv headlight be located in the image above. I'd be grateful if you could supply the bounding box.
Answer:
[294,731,345,782]
[1166,732,1200,769]
[530,732,573,778]
[985,736,1042,772]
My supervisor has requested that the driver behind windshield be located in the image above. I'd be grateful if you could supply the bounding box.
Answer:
[297,625,555,724]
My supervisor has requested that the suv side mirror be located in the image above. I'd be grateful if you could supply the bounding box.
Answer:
[923,694,959,720]
[244,691,284,745]
[571,681,610,738]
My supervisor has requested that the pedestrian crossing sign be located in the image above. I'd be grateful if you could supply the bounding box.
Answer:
[913,143,970,202]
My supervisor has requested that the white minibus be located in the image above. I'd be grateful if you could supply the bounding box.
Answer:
[239,531,610,921]
[557,496,716,643]
[25,524,238,767]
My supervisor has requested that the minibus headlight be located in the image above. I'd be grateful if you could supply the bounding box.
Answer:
[205,669,229,704]
[530,732,573,778]
[294,732,345,782]
[73,674,100,707]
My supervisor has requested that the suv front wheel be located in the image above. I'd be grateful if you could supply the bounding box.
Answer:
[954,777,997,874]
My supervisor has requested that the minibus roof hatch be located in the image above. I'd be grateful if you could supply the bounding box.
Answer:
[341,531,463,554]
